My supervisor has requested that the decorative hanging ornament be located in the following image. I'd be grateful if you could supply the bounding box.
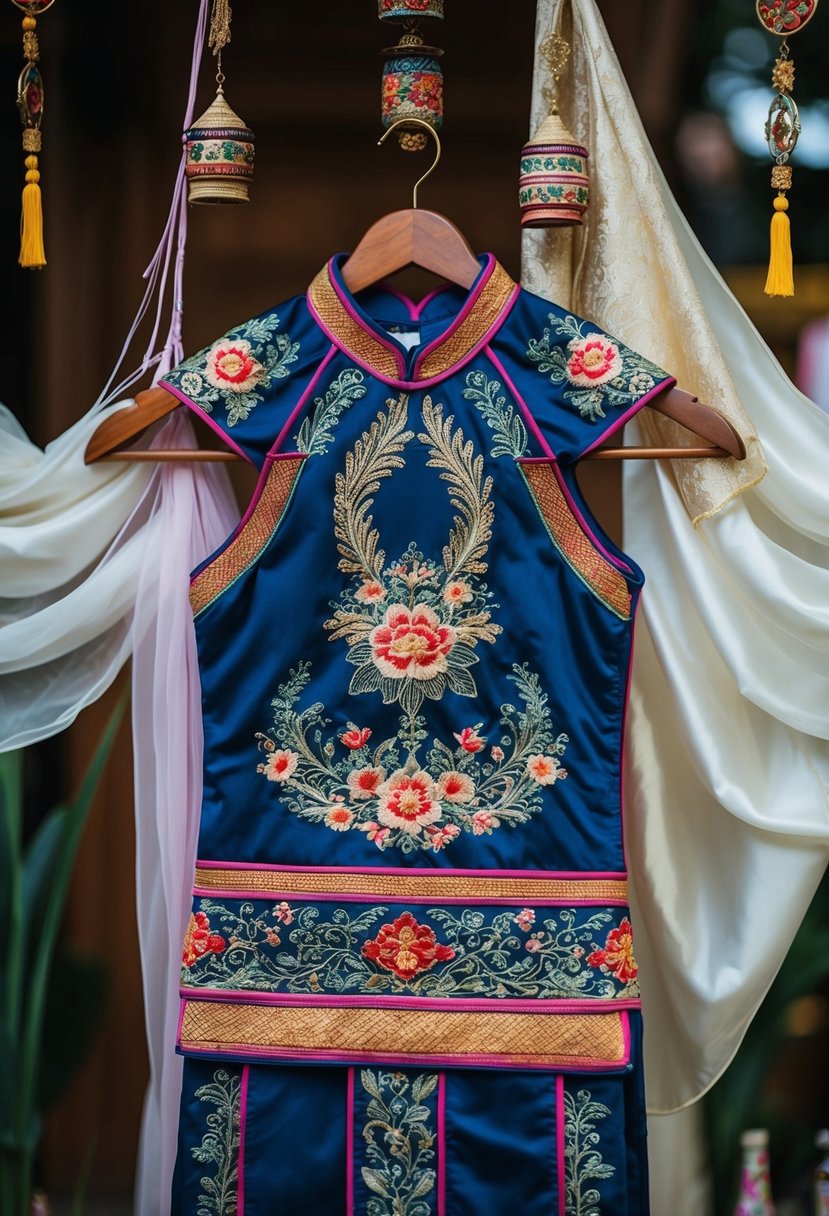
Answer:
[755,0,819,296]
[11,0,55,269]
[378,0,444,20]
[185,0,255,204]
[381,21,444,152]
[519,26,588,228]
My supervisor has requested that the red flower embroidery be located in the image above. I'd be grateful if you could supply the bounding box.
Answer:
[377,769,442,835]
[341,726,372,750]
[204,338,265,393]
[182,911,227,968]
[362,911,455,980]
[587,918,638,984]
[565,336,623,388]
[370,603,456,681]
[453,726,486,753]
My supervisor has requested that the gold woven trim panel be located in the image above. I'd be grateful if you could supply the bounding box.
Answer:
[179,1000,627,1068]
[193,866,628,904]
[189,456,306,616]
[518,462,632,620]
[416,261,517,380]
[308,267,402,380]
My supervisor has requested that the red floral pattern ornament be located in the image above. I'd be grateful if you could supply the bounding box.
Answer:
[362,911,455,980]
[756,0,818,34]
[182,911,227,968]
[586,917,637,984]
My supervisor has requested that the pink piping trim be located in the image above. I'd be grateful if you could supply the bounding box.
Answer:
[329,261,407,375]
[484,346,557,459]
[619,599,640,866]
[158,378,252,463]
[556,1076,565,1216]
[346,1067,355,1216]
[306,279,520,390]
[412,254,494,377]
[622,1010,632,1060]
[437,1073,446,1216]
[238,1065,249,1216]
[191,885,630,908]
[268,344,338,455]
[188,451,307,587]
[413,284,452,319]
[580,377,677,456]
[195,861,628,881]
[179,989,641,1015]
[181,1042,629,1071]
[176,998,186,1044]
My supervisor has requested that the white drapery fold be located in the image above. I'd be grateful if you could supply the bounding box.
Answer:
[526,0,829,1120]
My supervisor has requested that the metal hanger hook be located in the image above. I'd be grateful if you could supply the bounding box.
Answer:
[377,119,442,209]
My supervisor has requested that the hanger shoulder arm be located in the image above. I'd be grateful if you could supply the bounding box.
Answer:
[651,386,746,459]
[84,385,180,464]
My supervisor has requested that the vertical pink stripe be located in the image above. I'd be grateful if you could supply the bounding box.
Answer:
[618,599,640,864]
[269,344,338,455]
[484,346,557,459]
[437,1071,447,1216]
[346,1067,355,1216]
[158,379,253,463]
[556,1075,565,1216]
[176,998,186,1044]
[238,1065,249,1215]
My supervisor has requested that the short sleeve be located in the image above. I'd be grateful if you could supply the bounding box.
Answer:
[160,293,329,468]
[489,289,676,464]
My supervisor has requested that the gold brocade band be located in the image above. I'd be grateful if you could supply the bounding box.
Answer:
[189,455,306,616]
[417,260,517,380]
[193,865,629,904]
[179,1000,628,1070]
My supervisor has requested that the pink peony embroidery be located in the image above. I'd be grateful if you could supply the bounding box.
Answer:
[369,603,456,681]
[454,726,486,753]
[355,580,386,604]
[471,809,500,836]
[527,754,567,785]
[436,770,475,803]
[204,338,265,393]
[443,579,473,606]
[182,911,227,968]
[514,908,536,932]
[427,823,462,851]
[260,748,299,782]
[587,918,638,984]
[356,821,392,848]
[565,335,623,388]
[377,769,442,835]
[341,726,372,750]
[362,911,455,980]
[347,766,386,801]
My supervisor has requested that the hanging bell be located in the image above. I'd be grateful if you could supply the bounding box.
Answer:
[378,0,444,19]
[382,25,444,152]
[184,89,255,204]
[519,112,589,228]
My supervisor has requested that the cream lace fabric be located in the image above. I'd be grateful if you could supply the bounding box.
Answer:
[525,0,829,1129]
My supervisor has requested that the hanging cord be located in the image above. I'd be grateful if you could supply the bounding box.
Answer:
[95,0,211,408]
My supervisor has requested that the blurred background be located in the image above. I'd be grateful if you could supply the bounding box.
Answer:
[0,1,827,1211]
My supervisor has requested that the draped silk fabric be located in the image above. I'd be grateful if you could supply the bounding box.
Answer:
[525,0,829,1120]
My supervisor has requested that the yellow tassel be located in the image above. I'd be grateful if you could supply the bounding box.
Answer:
[764,193,793,298]
[19,154,46,270]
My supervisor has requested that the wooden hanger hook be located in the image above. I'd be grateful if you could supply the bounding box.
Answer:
[378,119,442,208]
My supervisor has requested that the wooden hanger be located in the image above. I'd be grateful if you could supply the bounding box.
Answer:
[84,118,746,465]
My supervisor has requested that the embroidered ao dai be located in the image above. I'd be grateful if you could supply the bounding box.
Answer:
[161,253,674,1215]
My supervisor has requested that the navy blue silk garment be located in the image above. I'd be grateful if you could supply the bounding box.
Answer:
[161,253,674,1215]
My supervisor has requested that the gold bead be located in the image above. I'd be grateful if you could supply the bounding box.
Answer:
[22,15,37,30]
[771,163,792,191]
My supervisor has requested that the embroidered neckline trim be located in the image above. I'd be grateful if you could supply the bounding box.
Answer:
[306,253,518,385]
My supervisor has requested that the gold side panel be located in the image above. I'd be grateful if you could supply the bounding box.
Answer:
[193,866,628,904]
[180,1001,627,1069]
[308,267,402,380]
[189,456,306,616]
[519,462,632,620]
[417,262,517,380]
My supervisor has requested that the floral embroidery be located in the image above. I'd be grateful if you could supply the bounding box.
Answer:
[527,313,668,422]
[382,66,444,124]
[362,911,455,980]
[190,1068,241,1216]
[462,369,529,458]
[295,367,366,455]
[180,899,640,1000]
[358,1070,438,1215]
[255,660,568,854]
[170,313,300,427]
[563,1088,615,1216]
[325,395,500,717]
[182,911,227,968]
[341,725,372,749]
[587,917,637,985]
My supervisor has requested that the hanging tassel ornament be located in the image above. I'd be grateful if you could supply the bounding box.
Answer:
[185,0,255,204]
[11,0,55,269]
[519,22,588,228]
[379,3,444,152]
[755,1,820,297]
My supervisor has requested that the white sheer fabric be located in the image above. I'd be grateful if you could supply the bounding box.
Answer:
[526,0,829,1119]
